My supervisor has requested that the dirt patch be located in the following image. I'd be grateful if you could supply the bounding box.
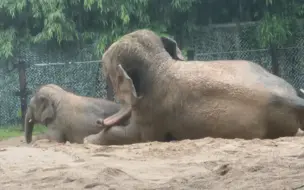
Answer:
[1,136,304,190]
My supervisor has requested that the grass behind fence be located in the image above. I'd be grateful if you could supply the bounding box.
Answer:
[0,125,47,140]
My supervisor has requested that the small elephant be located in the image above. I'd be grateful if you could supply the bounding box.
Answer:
[85,29,304,145]
[25,84,129,144]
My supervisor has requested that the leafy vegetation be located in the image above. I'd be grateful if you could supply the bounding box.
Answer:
[0,0,304,62]
[257,0,304,48]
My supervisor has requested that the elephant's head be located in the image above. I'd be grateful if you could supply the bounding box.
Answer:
[101,30,185,126]
[102,30,185,96]
[25,85,59,143]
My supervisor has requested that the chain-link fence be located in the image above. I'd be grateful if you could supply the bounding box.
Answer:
[189,22,304,90]
[0,43,109,128]
[27,61,107,98]
[1,21,304,128]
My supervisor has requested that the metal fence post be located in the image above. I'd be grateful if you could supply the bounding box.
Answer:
[16,60,28,131]
[103,44,115,101]
[270,43,280,77]
[187,49,195,60]
[106,77,114,101]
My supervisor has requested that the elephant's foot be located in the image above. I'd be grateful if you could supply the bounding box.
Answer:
[31,130,65,144]
[83,133,102,145]
[31,133,50,143]
[84,124,140,145]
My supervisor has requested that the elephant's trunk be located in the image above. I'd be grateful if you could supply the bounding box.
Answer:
[102,105,132,127]
[24,109,34,144]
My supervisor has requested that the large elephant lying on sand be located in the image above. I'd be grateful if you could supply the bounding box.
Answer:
[25,84,129,144]
[84,29,304,145]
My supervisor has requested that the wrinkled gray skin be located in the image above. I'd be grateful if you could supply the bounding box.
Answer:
[25,84,127,144]
[84,29,304,145]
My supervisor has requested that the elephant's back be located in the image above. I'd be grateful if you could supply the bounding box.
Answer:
[61,95,119,122]
[89,98,121,116]
[79,97,120,117]
[175,60,296,97]
[246,61,297,96]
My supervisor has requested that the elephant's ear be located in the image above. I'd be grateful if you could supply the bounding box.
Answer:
[37,95,55,125]
[160,36,186,61]
[117,64,141,106]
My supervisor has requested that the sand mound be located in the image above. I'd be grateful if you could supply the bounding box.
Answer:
[1,136,304,190]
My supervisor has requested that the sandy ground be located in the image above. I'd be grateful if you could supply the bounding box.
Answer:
[1,135,304,190]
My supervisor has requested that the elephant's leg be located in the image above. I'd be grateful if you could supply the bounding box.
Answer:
[32,132,49,142]
[83,124,140,145]
[32,129,65,143]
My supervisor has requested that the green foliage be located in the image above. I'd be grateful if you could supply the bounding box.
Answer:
[258,13,292,48]
[296,4,304,16]
[0,28,16,58]
[181,48,188,60]
[0,0,201,60]
[256,0,302,48]
[0,0,303,62]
